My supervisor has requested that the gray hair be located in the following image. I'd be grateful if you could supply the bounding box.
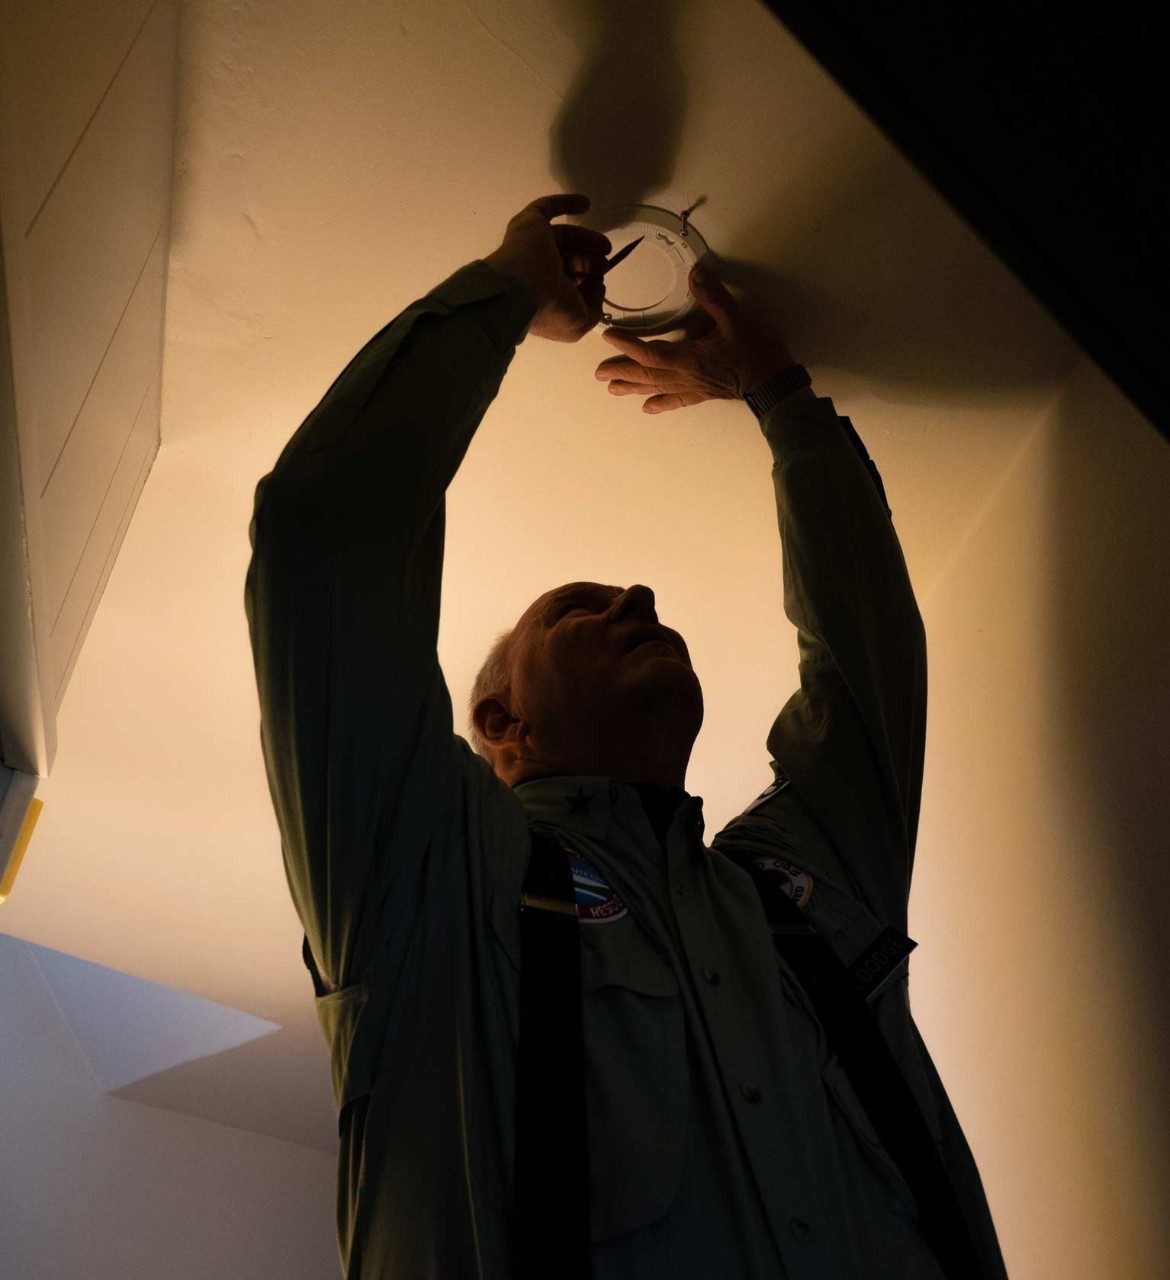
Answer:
[467,626,514,762]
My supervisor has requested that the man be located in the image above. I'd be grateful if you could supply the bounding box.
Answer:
[245,193,1008,1278]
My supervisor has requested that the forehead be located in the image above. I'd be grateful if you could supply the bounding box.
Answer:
[527,581,621,619]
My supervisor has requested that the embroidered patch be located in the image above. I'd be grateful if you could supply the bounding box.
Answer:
[567,851,628,925]
[847,924,917,1004]
[739,772,792,818]
[752,855,814,909]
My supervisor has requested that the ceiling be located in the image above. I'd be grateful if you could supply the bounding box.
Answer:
[1,0,1077,1152]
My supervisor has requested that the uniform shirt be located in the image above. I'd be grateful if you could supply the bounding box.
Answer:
[244,259,1009,1278]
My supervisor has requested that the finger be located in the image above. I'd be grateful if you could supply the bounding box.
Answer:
[642,390,701,414]
[580,278,606,309]
[565,251,607,278]
[595,352,678,380]
[600,330,683,368]
[594,355,630,374]
[598,362,678,387]
[554,224,613,256]
[525,193,591,222]
[603,375,687,395]
[603,382,691,412]
[687,261,732,326]
[604,380,665,396]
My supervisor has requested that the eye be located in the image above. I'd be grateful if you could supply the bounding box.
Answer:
[553,602,588,621]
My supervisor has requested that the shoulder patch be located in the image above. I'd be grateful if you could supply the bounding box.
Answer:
[738,771,793,818]
[752,854,814,910]
[567,850,628,925]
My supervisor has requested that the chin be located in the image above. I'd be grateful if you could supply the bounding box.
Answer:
[626,657,702,703]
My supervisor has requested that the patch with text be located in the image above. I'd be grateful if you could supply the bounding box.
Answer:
[568,851,628,925]
[752,855,815,909]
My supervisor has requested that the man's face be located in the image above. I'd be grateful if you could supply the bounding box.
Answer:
[478,581,704,784]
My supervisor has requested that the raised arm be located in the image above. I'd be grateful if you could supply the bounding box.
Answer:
[244,260,536,995]
[755,386,927,928]
[244,194,613,996]
[594,266,925,929]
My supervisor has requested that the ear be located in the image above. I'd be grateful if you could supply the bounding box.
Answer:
[472,696,523,750]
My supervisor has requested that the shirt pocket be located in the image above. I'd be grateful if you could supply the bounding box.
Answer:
[821,1054,918,1224]
[579,915,688,1243]
[490,887,689,1244]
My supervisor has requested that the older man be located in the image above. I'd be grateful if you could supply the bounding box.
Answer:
[244,194,1007,1278]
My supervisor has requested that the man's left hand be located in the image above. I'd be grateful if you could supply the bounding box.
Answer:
[484,194,612,343]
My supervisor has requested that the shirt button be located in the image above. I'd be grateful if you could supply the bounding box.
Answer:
[672,879,684,896]
[740,1081,763,1103]
[789,1217,813,1244]
[702,967,721,985]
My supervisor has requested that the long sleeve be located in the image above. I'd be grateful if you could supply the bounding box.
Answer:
[758,391,927,929]
[243,260,536,993]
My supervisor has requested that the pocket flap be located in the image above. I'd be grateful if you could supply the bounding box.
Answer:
[578,914,678,998]
[315,980,372,1110]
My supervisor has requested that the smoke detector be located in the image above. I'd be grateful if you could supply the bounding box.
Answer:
[577,201,712,334]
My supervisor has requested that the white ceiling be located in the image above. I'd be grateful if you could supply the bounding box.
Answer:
[1,0,1077,1152]
[22,936,279,1094]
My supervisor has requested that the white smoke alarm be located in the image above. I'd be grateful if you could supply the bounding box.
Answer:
[576,201,712,334]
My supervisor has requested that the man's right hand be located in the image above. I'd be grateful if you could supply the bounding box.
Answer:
[593,261,796,415]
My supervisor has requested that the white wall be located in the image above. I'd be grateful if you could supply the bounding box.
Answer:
[0,932,339,1279]
[0,0,178,776]
[913,354,1170,1278]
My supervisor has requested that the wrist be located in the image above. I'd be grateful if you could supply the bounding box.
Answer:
[743,355,799,400]
[482,250,538,304]
[743,362,813,419]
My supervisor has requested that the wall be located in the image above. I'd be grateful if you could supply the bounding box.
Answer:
[0,932,339,1279]
[0,0,178,776]
[913,354,1170,1278]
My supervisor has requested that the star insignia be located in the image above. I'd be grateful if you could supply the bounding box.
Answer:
[566,785,595,817]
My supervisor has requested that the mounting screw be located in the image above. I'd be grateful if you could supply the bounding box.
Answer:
[678,195,705,239]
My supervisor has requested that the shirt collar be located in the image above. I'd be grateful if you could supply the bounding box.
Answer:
[511,774,705,845]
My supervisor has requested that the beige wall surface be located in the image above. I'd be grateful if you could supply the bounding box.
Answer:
[914,355,1170,1278]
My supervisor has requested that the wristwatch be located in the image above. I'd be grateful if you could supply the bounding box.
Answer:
[744,363,812,419]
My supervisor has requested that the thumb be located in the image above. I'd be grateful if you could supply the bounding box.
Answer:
[689,260,729,314]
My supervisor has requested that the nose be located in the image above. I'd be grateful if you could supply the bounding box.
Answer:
[612,584,657,622]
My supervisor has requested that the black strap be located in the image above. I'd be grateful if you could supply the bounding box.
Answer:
[743,852,985,1280]
[515,820,985,1280]
[514,827,592,1280]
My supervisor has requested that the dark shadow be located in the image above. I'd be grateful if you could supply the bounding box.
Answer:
[543,0,1076,399]
[1046,363,1170,1208]
[755,0,1170,436]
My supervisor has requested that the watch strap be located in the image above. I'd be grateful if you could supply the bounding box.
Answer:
[744,363,812,419]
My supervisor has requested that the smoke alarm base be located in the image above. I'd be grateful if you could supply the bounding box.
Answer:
[577,202,712,333]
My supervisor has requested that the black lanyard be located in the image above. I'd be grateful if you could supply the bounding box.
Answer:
[514,825,592,1279]
[514,822,986,1280]
[737,847,985,1280]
